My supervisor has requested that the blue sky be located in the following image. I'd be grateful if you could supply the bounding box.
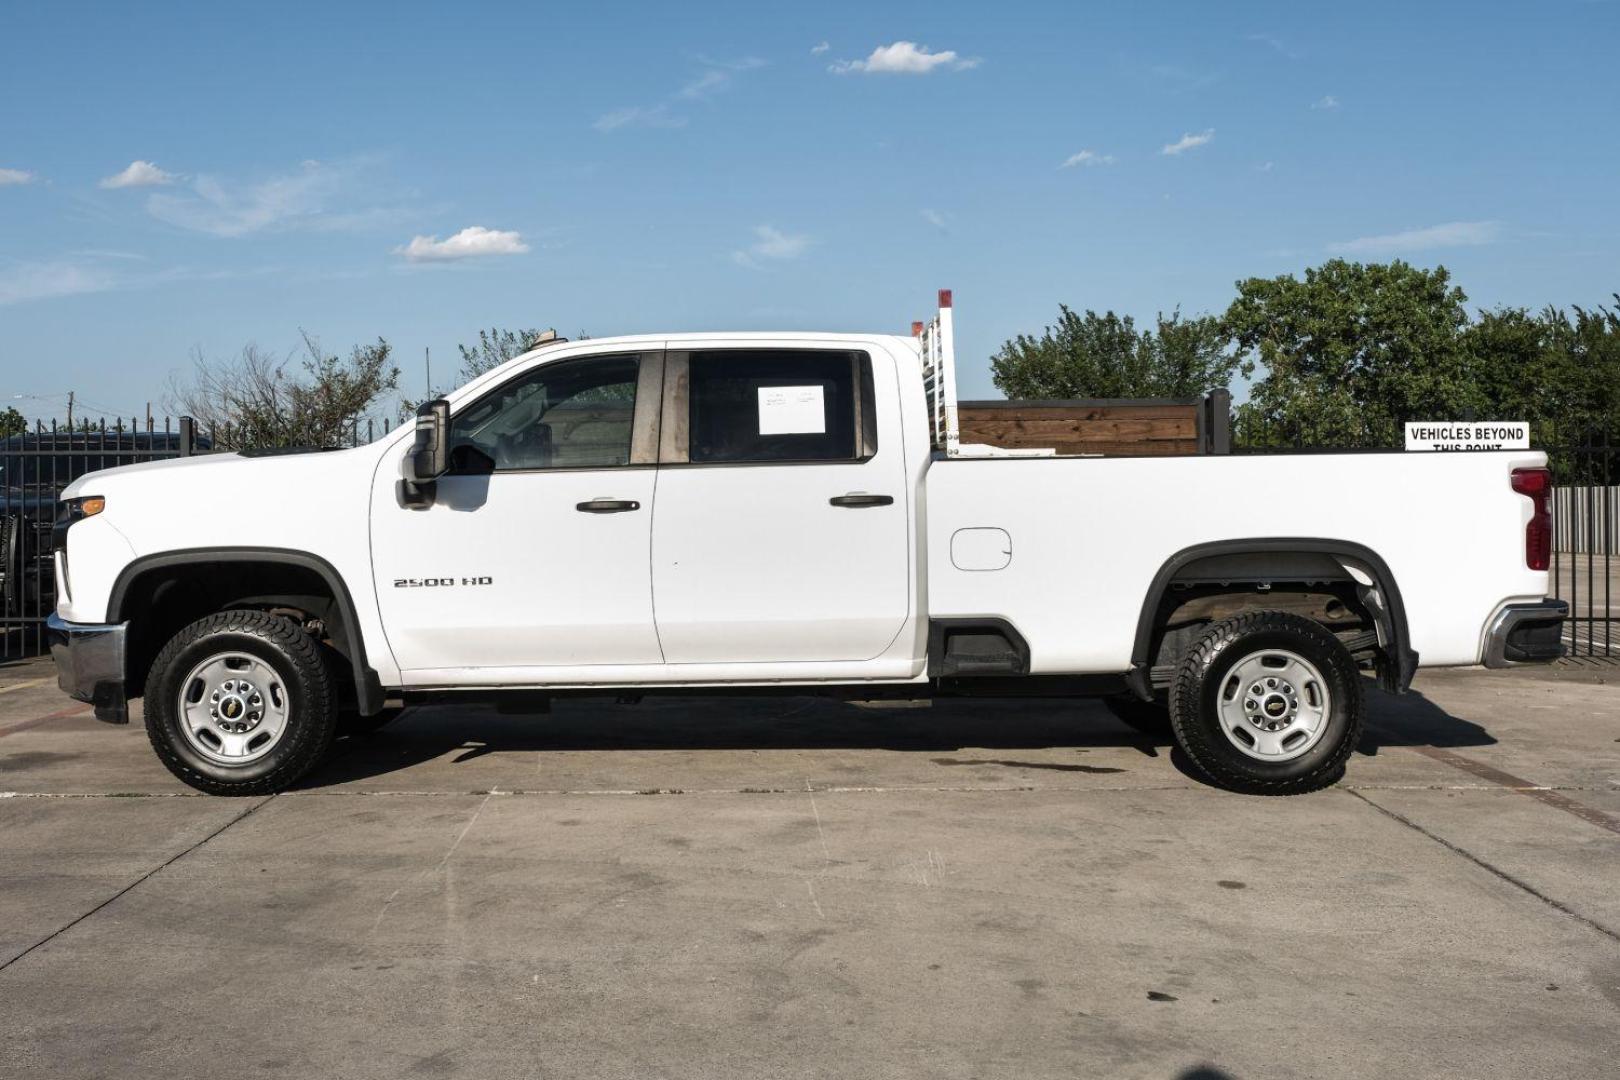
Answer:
[3,0,1618,420]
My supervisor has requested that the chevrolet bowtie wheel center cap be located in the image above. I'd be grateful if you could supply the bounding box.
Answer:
[210,679,265,734]
[1244,679,1298,732]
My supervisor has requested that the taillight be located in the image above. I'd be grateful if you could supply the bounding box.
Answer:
[1510,467,1551,571]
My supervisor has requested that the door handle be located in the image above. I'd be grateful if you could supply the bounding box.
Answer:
[576,499,641,513]
[829,493,894,508]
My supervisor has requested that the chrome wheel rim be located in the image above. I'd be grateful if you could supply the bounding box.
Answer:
[1215,648,1332,762]
[176,652,291,766]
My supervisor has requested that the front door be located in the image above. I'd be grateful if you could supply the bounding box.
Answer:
[372,350,665,674]
[651,347,912,664]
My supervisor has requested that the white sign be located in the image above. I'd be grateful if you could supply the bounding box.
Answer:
[1404,422,1529,451]
[757,385,826,435]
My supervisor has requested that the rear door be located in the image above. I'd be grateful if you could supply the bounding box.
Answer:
[650,346,911,663]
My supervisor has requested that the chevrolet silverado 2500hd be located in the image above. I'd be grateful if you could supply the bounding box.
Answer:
[48,292,1566,795]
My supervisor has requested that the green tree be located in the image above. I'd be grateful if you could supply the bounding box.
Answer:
[990,306,1241,399]
[0,406,26,438]
[457,327,543,382]
[1461,306,1561,437]
[1536,299,1620,442]
[1226,260,1483,447]
[168,333,399,450]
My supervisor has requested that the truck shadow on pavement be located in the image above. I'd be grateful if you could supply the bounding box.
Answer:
[1357,684,1499,753]
[298,680,1495,790]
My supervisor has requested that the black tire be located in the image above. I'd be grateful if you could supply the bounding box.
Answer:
[145,609,337,795]
[338,706,406,737]
[1169,611,1363,795]
[1103,694,1172,736]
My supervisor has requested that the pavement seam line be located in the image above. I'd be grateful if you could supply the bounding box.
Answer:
[1345,788,1620,947]
[0,794,276,974]
[371,790,492,935]
[1400,744,1620,837]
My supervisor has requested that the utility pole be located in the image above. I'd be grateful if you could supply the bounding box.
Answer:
[425,347,432,398]
[66,390,74,429]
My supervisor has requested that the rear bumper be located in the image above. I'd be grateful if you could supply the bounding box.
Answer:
[1482,599,1568,668]
[46,612,130,723]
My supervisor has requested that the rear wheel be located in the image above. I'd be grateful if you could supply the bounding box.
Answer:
[1169,611,1363,794]
[144,610,337,795]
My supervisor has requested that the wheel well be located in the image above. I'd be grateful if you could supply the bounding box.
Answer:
[1131,541,1415,698]
[110,552,378,711]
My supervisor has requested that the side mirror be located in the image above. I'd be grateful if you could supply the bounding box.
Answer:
[402,399,450,507]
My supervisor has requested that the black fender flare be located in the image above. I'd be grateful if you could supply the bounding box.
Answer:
[108,547,385,715]
[1127,538,1416,700]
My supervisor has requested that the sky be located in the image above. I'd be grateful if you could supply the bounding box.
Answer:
[2,0,1618,422]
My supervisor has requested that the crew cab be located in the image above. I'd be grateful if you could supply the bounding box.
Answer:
[48,292,1566,795]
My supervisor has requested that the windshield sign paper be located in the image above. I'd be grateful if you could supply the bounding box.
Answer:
[757,385,826,435]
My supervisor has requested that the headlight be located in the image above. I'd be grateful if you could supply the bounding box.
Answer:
[53,496,106,554]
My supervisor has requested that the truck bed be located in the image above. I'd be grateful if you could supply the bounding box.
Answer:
[923,449,1550,675]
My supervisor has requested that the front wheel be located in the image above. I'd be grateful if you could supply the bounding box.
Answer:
[144,610,337,795]
[1169,611,1363,795]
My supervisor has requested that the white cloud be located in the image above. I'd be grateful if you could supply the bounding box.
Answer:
[676,57,765,102]
[0,254,270,306]
[1160,129,1215,156]
[1247,33,1301,59]
[1144,63,1220,93]
[144,160,398,237]
[830,41,980,75]
[678,69,730,100]
[1328,221,1502,256]
[702,55,767,72]
[1061,149,1115,168]
[0,259,116,304]
[732,225,812,268]
[598,58,762,131]
[0,168,36,186]
[811,41,830,55]
[1311,95,1340,110]
[1258,161,1275,173]
[394,226,530,263]
[594,104,687,131]
[100,160,177,189]
[920,208,949,230]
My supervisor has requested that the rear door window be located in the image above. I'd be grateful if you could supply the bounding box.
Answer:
[686,350,872,464]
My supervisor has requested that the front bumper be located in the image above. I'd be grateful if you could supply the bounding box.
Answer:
[46,612,130,723]
[1482,599,1568,668]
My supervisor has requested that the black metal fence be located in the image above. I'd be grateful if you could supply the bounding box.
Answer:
[1,414,395,660]
[2,418,188,659]
[1548,430,1616,662]
[198,415,394,451]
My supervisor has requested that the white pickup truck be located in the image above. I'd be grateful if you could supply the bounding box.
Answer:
[49,291,1565,796]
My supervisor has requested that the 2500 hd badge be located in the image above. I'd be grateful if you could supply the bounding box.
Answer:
[393,576,494,588]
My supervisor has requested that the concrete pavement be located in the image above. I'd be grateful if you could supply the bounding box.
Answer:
[1,656,1616,1078]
